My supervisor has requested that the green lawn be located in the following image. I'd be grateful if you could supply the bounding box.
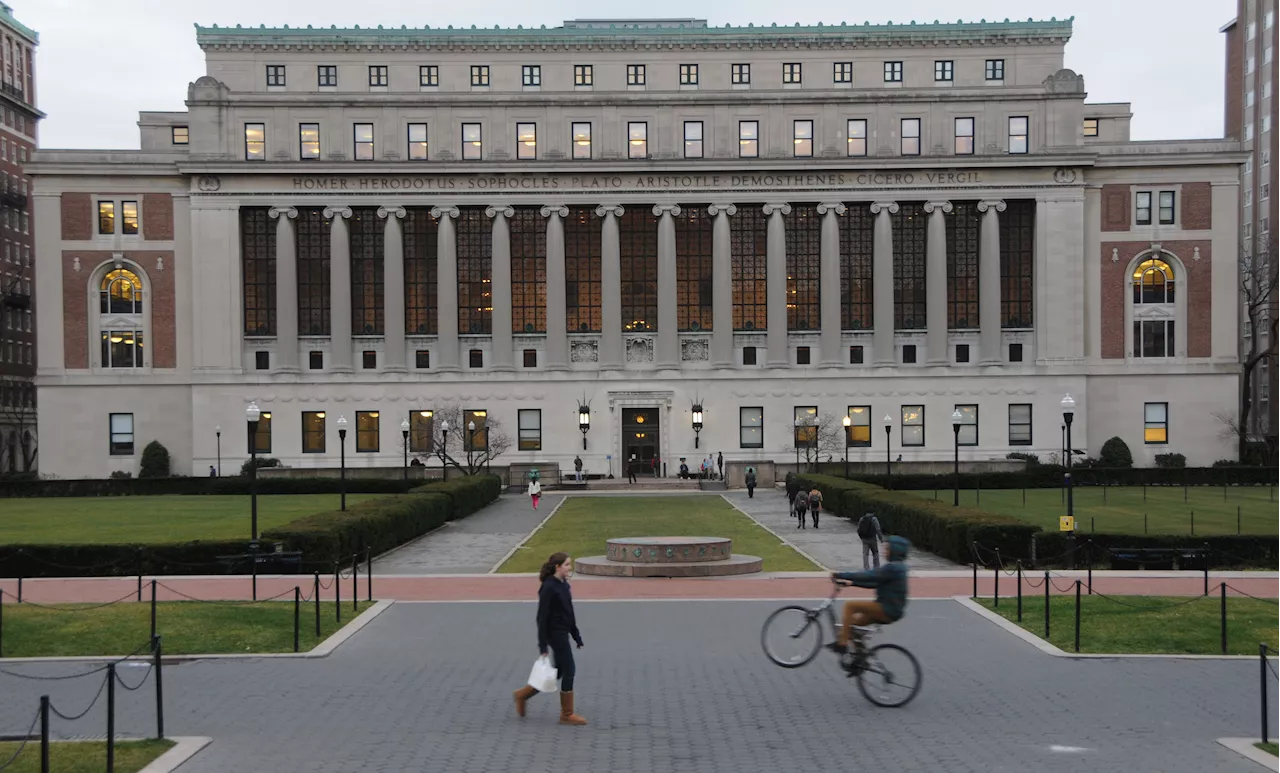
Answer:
[1257,743,1279,756]
[498,495,818,573]
[906,486,1277,535]
[0,494,383,544]
[0,600,375,657]
[975,595,1279,655]
[0,740,173,773]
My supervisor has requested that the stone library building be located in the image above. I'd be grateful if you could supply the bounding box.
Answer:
[30,17,1244,478]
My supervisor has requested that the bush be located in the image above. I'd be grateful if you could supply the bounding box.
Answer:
[1006,452,1041,466]
[240,457,282,477]
[109,470,133,479]
[1099,437,1133,468]
[0,540,256,579]
[848,465,1276,490]
[139,441,171,478]
[1213,459,1244,467]
[262,492,453,566]
[1154,453,1186,469]
[409,475,503,520]
[0,476,424,498]
[1033,533,1276,570]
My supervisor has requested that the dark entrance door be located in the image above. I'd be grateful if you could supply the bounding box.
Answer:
[621,408,660,478]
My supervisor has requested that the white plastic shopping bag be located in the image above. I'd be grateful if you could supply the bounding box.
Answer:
[527,655,560,693]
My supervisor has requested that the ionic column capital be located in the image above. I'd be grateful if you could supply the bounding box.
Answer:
[869,201,899,215]
[430,205,459,219]
[539,205,569,218]
[923,201,953,215]
[706,203,737,217]
[376,206,407,219]
[762,202,791,216]
[268,206,297,220]
[485,205,515,219]
[594,204,625,218]
[977,200,1007,214]
[652,203,682,217]
[816,202,847,216]
[322,206,352,220]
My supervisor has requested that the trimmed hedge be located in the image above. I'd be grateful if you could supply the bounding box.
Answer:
[261,492,454,567]
[410,475,504,520]
[0,541,253,580]
[0,477,423,498]
[851,465,1278,491]
[1032,533,1277,570]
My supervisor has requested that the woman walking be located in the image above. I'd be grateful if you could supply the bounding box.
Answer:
[527,476,542,510]
[512,552,587,725]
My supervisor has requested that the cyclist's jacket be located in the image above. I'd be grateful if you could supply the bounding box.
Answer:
[833,536,911,621]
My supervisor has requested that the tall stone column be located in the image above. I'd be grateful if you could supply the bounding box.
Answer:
[977,200,1006,365]
[654,204,681,370]
[323,206,353,372]
[486,205,515,371]
[595,205,624,370]
[377,206,407,372]
[541,205,569,370]
[870,201,899,366]
[816,202,845,367]
[762,202,791,368]
[707,203,736,368]
[924,201,953,365]
[431,206,460,371]
[268,206,299,373]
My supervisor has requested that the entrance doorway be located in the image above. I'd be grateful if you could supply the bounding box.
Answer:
[621,407,660,478]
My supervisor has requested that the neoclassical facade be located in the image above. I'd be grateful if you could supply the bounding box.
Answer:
[30,18,1244,478]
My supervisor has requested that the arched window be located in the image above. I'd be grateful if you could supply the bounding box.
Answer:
[1132,259,1175,305]
[1130,256,1176,358]
[100,269,144,314]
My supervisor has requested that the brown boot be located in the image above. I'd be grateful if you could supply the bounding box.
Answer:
[513,685,538,718]
[558,691,588,725]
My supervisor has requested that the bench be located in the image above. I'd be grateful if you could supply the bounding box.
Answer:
[1107,547,1208,571]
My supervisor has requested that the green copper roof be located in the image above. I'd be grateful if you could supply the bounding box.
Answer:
[0,3,38,43]
[195,17,1073,46]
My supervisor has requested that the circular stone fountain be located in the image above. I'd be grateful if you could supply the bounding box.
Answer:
[574,537,763,577]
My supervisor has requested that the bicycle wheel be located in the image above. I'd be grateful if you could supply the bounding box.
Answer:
[856,644,921,708]
[761,605,823,668]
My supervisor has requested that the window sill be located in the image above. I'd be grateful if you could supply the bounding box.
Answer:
[680,84,698,91]
[732,83,751,90]
[935,80,953,87]
[523,85,541,92]
[626,85,646,91]
[369,86,388,93]
[986,79,1005,86]
[575,84,593,91]
[419,86,439,93]
[883,81,903,88]
[834,82,852,89]
[318,86,337,93]
[783,82,803,90]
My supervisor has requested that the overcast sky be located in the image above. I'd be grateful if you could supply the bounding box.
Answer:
[20,0,1234,149]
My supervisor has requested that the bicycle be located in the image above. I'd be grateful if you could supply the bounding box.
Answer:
[760,578,922,708]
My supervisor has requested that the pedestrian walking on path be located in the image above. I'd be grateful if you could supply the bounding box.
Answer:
[745,467,757,498]
[528,477,542,510]
[807,488,823,529]
[857,512,883,569]
[627,456,638,484]
[793,491,808,529]
[513,552,588,725]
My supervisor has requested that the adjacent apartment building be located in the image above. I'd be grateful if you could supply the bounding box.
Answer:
[0,1,37,474]
[28,17,1245,479]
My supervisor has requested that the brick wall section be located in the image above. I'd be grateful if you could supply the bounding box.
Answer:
[62,250,176,369]
[1179,183,1212,230]
[1100,240,1212,359]
[142,193,174,240]
[60,193,92,240]
[1101,185,1130,232]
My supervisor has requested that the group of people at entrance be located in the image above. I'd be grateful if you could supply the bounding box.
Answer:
[677,451,723,481]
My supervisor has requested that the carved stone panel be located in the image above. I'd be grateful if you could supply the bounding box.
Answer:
[570,340,599,363]
[626,337,655,363]
[681,338,710,362]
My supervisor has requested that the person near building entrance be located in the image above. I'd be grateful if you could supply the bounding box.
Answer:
[745,467,757,498]
[208,465,217,478]
[807,488,823,528]
[573,455,583,483]
[793,491,808,529]
[627,456,637,484]
[678,458,690,479]
[716,451,723,481]
[512,552,587,725]
[528,477,542,510]
[857,512,883,569]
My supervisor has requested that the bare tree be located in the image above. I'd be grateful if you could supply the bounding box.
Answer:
[412,403,511,476]
[781,414,846,473]
[0,377,36,474]
[1235,234,1278,461]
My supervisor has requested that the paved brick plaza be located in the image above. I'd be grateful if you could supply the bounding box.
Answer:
[1,599,1273,773]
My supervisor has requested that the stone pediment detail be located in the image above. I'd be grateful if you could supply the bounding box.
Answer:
[625,337,654,363]
[680,338,710,362]
[570,340,598,363]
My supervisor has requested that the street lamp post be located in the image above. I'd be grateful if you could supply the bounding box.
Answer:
[691,404,704,450]
[951,409,963,507]
[215,425,221,478]
[440,420,450,479]
[245,404,261,541]
[1061,394,1077,568]
[793,417,802,475]
[400,418,410,482]
[578,405,591,450]
[883,414,893,478]
[842,415,852,479]
[468,420,477,474]
[336,415,348,512]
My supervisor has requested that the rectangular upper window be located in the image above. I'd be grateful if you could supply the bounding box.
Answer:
[266,65,286,87]
[847,119,867,157]
[356,410,380,453]
[955,404,978,446]
[517,123,537,160]
[522,65,541,87]
[1008,116,1028,154]
[847,406,871,447]
[318,65,337,87]
[574,65,593,86]
[934,60,953,81]
[739,407,763,448]
[901,405,924,446]
[1144,402,1169,444]
[793,406,817,448]
[121,201,138,235]
[98,201,115,234]
[884,61,903,82]
[368,65,388,87]
[245,123,266,160]
[1083,118,1098,137]
[955,117,975,155]
[793,120,813,158]
[409,410,434,453]
[1158,191,1176,224]
[518,409,542,451]
[900,118,921,156]
[739,121,759,158]
[1008,404,1032,445]
[985,59,1005,81]
[680,64,699,85]
[732,63,751,84]
[171,126,189,145]
[353,123,375,160]
[462,123,482,160]
[407,123,428,160]
[783,62,802,84]
[628,122,647,159]
[627,64,646,86]
[471,65,490,87]
[1136,191,1152,225]
[109,413,134,455]
[419,65,439,87]
[571,122,592,159]
[300,123,320,160]
[683,121,703,159]
[834,62,852,83]
[302,411,326,453]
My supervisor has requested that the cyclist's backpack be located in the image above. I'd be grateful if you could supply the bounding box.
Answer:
[857,515,878,539]
[808,491,821,508]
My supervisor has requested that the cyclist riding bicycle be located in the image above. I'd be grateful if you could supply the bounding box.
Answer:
[827,535,911,654]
